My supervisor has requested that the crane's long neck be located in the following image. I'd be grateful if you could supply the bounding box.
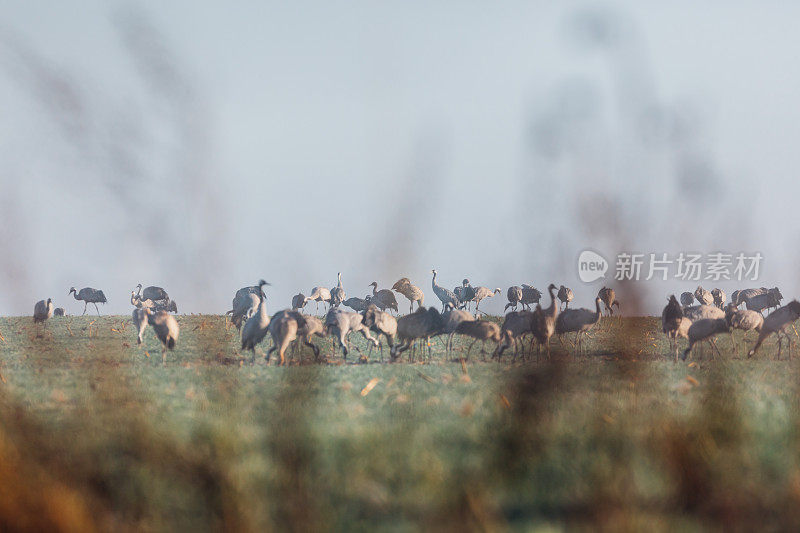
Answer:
[337,273,342,288]
[71,290,79,301]
[371,284,377,296]
[547,286,557,317]
[432,272,438,290]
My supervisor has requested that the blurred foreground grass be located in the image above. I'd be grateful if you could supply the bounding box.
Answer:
[1,314,800,530]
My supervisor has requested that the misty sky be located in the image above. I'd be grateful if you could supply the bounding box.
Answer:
[1,1,799,316]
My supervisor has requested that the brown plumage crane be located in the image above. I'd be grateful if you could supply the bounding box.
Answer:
[368,282,399,313]
[391,277,425,313]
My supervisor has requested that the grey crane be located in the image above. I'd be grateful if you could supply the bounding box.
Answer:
[743,289,783,315]
[555,297,602,355]
[330,272,346,308]
[266,310,316,365]
[291,293,307,312]
[530,284,559,358]
[323,307,378,361]
[361,304,398,361]
[747,300,800,359]
[730,290,742,308]
[724,304,763,356]
[228,281,267,332]
[295,314,325,360]
[735,287,770,305]
[472,287,501,316]
[504,286,523,312]
[69,286,107,315]
[368,282,399,313]
[453,279,476,311]
[662,295,687,361]
[520,285,542,310]
[682,318,729,361]
[343,296,371,313]
[391,277,425,313]
[33,298,53,336]
[135,284,169,303]
[240,280,271,362]
[597,287,620,316]
[682,305,725,321]
[454,320,502,360]
[305,286,332,313]
[441,303,475,354]
[711,288,726,309]
[133,291,177,313]
[680,292,695,307]
[132,308,148,345]
[391,307,444,361]
[142,308,180,364]
[494,310,534,360]
[694,286,714,306]
[557,285,574,310]
[227,292,260,332]
[431,270,460,311]
[152,300,178,313]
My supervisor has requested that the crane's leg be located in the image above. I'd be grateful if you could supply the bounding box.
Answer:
[466,339,477,360]
[94,303,100,315]
[162,346,167,364]
[710,338,722,359]
[82,302,88,315]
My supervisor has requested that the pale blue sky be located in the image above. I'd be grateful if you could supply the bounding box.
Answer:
[1,1,798,315]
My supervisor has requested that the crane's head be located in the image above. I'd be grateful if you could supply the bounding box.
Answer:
[494,288,501,294]
[369,281,377,287]
[136,283,142,290]
[68,287,76,294]
[257,279,270,287]
[548,283,557,291]
[462,278,470,285]
[431,269,437,275]
[47,297,52,304]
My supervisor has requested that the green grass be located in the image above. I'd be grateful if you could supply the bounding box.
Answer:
[2,313,800,530]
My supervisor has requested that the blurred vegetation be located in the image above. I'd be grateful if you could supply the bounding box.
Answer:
[1,314,800,530]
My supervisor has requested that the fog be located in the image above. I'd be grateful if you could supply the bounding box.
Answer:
[1,1,798,316]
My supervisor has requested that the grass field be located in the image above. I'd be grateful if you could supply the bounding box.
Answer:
[2,313,800,530]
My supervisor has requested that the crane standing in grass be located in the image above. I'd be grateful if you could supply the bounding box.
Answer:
[305,286,332,313]
[597,287,620,317]
[453,279,476,311]
[472,286,501,316]
[144,308,180,364]
[240,280,271,363]
[391,278,425,313]
[504,286,523,312]
[555,297,602,355]
[431,270,460,311]
[530,284,559,358]
[747,300,800,359]
[662,295,689,362]
[682,318,729,361]
[69,286,107,315]
[33,298,53,337]
[520,285,542,310]
[725,304,763,356]
[330,272,346,307]
[368,282,399,313]
[557,285,574,310]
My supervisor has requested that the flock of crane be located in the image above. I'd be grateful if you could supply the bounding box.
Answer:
[27,272,799,365]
